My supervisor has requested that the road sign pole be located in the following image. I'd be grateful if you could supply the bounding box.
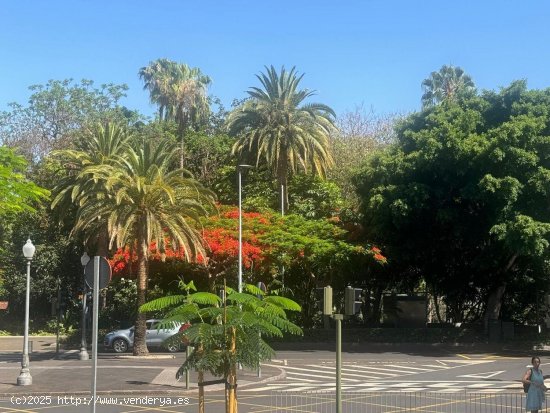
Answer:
[90,256,100,413]
[334,313,343,413]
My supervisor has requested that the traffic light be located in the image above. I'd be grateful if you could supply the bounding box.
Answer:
[315,286,333,315]
[345,286,362,316]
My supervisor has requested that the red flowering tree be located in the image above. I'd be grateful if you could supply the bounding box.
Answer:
[109,206,387,326]
[109,207,271,290]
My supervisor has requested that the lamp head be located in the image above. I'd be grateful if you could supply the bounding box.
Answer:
[22,239,35,260]
[80,251,90,267]
[237,164,254,170]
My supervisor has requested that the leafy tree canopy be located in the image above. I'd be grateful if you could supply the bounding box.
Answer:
[0,147,49,215]
[355,80,550,323]
[0,79,137,161]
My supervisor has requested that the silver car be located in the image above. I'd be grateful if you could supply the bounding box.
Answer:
[103,319,187,353]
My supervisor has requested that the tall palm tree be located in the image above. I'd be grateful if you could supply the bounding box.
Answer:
[138,58,176,121]
[421,64,476,108]
[51,122,132,255]
[139,59,211,167]
[73,138,216,355]
[227,65,336,212]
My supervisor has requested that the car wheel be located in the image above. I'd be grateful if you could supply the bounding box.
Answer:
[112,338,129,353]
[165,342,180,353]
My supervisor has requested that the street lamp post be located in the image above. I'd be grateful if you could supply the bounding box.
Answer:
[79,252,90,360]
[17,239,35,386]
[237,164,253,293]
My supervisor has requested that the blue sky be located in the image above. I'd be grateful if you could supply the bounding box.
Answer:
[1,1,549,118]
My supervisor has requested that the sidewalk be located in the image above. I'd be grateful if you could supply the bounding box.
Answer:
[0,346,284,397]
[0,335,60,352]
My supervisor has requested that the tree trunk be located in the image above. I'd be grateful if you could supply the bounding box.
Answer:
[277,152,288,214]
[370,285,384,326]
[198,370,205,413]
[227,326,237,413]
[430,284,443,324]
[180,135,185,170]
[483,283,507,332]
[483,253,517,333]
[95,226,110,257]
[133,236,149,356]
[178,116,189,171]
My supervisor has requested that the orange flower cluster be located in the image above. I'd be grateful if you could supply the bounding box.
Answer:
[371,246,387,263]
[202,227,264,268]
[222,209,270,225]
[108,218,267,275]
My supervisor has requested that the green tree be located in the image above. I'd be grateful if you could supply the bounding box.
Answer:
[356,81,550,326]
[421,65,476,108]
[74,138,215,355]
[0,79,135,161]
[140,281,302,413]
[227,66,336,213]
[0,147,49,215]
[182,130,234,188]
[288,174,343,219]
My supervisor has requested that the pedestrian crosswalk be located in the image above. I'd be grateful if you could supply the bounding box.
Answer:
[243,360,521,393]
[243,380,522,393]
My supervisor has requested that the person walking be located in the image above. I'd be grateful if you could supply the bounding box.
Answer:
[523,356,547,413]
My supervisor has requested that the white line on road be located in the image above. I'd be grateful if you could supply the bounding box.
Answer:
[286,371,361,382]
[304,364,398,378]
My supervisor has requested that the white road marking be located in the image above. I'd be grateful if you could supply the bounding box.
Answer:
[458,370,505,379]
[254,358,516,394]
[427,382,461,388]
[287,372,361,382]
[465,383,495,388]
[305,364,398,378]
[384,364,434,372]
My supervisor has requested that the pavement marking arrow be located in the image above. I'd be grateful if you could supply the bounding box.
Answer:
[458,370,505,379]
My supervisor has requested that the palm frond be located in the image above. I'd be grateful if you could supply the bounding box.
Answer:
[139,294,187,312]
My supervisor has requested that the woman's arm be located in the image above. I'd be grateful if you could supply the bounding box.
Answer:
[522,369,532,384]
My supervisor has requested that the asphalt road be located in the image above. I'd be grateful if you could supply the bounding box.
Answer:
[0,347,544,413]
[246,348,533,393]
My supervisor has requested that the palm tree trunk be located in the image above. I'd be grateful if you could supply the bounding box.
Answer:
[133,236,149,356]
[95,225,110,257]
[277,154,289,214]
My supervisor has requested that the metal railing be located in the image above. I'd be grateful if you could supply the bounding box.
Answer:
[271,391,539,413]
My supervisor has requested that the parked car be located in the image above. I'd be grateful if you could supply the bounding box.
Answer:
[103,319,190,353]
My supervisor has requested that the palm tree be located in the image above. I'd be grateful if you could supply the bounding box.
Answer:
[73,138,215,355]
[51,122,132,255]
[139,59,211,167]
[138,58,176,121]
[227,65,336,213]
[421,64,476,108]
